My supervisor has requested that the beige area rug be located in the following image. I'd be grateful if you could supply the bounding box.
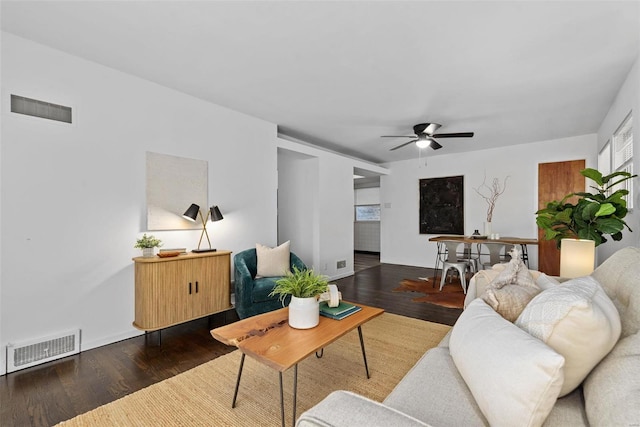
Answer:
[57,313,450,427]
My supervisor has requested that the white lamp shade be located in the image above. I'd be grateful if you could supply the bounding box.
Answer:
[560,238,595,278]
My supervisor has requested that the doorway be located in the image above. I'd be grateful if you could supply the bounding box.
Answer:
[354,168,381,267]
[537,159,585,275]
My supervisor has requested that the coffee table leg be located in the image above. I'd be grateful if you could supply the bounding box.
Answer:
[279,372,285,427]
[232,353,246,408]
[357,325,370,379]
[292,364,298,426]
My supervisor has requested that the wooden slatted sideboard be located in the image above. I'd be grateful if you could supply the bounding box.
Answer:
[132,251,232,331]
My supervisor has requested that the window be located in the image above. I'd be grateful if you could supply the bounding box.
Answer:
[355,205,380,221]
[613,113,633,209]
[598,141,612,196]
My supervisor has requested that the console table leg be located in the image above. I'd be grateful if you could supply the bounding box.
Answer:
[357,326,370,379]
[279,372,285,427]
[232,353,245,408]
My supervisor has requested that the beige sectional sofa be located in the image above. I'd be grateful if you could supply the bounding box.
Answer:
[297,246,640,426]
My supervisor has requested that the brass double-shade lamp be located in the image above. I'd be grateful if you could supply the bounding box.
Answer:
[183,203,224,253]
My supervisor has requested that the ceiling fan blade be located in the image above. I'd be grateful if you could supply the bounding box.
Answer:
[381,135,416,138]
[431,132,474,138]
[413,123,429,134]
[430,140,443,150]
[390,140,417,151]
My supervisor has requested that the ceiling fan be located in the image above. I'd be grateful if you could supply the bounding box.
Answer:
[381,123,474,151]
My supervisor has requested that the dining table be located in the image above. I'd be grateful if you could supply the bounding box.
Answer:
[428,235,538,280]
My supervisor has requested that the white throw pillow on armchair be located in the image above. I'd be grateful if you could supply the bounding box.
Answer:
[256,241,291,277]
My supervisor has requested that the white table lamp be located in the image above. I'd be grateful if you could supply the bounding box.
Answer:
[560,238,595,278]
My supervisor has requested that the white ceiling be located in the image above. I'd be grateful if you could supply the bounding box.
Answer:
[2,1,639,164]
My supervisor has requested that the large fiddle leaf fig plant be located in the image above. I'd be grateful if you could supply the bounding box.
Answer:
[536,168,637,247]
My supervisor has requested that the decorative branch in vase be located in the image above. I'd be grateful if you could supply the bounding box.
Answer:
[474,173,509,236]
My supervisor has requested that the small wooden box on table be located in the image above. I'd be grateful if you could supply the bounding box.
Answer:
[211,303,384,427]
[132,251,232,338]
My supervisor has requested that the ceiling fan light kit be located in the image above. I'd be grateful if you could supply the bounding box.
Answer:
[381,122,474,151]
[416,137,430,149]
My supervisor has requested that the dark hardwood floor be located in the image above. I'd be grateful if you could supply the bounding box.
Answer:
[353,251,381,272]
[1,255,460,427]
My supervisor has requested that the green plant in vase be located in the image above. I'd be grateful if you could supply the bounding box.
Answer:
[536,168,637,247]
[269,266,329,303]
[269,266,329,329]
[134,233,162,257]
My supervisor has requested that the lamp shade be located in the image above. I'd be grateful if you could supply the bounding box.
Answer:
[560,238,595,278]
[182,203,200,222]
[210,206,224,222]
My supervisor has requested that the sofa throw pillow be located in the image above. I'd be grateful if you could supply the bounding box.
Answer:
[515,275,621,397]
[481,257,541,321]
[535,273,561,291]
[256,241,291,277]
[450,299,565,427]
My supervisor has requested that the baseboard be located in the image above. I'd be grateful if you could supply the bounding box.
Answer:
[328,270,354,281]
[355,250,380,255]
[80,329,144,353]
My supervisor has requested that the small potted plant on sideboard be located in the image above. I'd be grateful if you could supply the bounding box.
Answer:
[134,233,163,257]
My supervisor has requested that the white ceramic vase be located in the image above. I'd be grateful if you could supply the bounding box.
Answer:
[142,247,155,258]
[484,221,492,237]
[288,296,320,329]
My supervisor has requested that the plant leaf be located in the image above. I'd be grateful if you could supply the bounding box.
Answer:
[594,203,616,217]
[594,218,625,234]
[581,168,603,185]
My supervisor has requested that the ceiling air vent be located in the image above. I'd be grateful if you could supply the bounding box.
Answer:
[11,94,72,123]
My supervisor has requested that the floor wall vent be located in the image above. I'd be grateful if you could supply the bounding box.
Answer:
[6,329,80,373]
[10,94,72,123]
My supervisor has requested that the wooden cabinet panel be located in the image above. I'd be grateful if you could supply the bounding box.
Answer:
[133,251,232,331]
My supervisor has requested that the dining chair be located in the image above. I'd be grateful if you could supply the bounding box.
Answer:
[479,242,508,269]
[439,240,474,294]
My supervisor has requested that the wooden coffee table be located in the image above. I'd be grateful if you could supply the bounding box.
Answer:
[211,302,384,427]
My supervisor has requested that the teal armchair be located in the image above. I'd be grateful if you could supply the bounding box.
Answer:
[233,248,307,319]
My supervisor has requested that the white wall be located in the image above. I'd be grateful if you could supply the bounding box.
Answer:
[597,56,640,262]
[276,137,387,279]
[380,134,597,270]
[0,33,279,374]
[355,187,380,205]
[277,148,318,265]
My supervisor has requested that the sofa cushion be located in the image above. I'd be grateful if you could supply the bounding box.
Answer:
[481,258,541,322]
[384,347,487,427]
[583,332,640,426]
[542,388,589,426]
[450,299,565,427]
[515,276,621,397]
[298,390,433,427]
[590,246,640,338]
[256,241,291,277]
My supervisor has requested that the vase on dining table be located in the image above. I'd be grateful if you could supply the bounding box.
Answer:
[484,222,492,237]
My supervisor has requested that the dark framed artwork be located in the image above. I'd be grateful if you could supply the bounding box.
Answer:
[419,175,464,234]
